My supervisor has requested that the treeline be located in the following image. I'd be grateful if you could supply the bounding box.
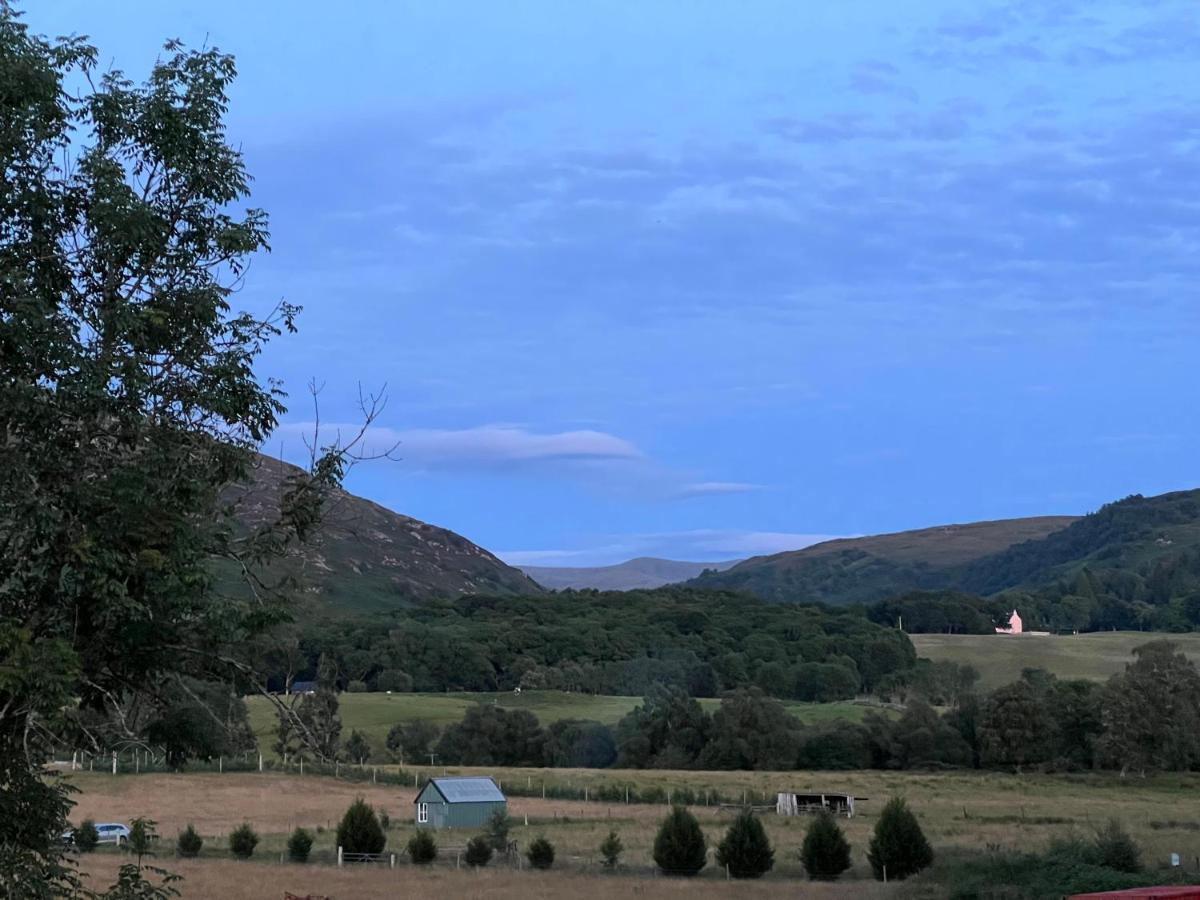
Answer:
[381,640,1200,774]
[257,589,917,702]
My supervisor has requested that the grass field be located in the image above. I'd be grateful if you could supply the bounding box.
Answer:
[912,631,1200,692]
[65,766,1200,898]
[245,691,889,761]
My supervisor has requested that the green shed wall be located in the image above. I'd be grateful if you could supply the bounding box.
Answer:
[415,786,506,829]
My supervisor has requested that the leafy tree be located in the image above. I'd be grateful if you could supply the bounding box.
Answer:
[406,830,436,865]
[715,811,774,879]
[526,836,555,870]
[1098,641,1200,774]
[599,830,623,868]
[277,688,342,763]
[229,824,259,860]
[653,807,707,876]
[545,719,617,768]
[435,705,545,766]
[867,798,933,881]
[128,819,155,864]
[800,812,852,881]
[464,835,492,867]
[336,798,385,855]
[145,679,255,769]
[699,688,801,771]
[0,8,358,891]
[75,820,100,853]
[1093,820,1141,874]
[287,828,313,863]
[485,809,512,852]
[176,825,202,859]
[885,700,972,769]
[385,720,439,764]
[344,730,371,764]
[616,686,710,769]
[979,679,1055,771]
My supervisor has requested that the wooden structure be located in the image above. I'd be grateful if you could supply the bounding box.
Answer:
[776,791,860,818]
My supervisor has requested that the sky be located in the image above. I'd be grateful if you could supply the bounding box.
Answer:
[25,1,1200,566]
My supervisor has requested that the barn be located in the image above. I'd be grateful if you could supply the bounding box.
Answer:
[414,776,507,829]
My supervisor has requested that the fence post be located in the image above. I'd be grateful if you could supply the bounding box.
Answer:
[258,753,263,773]
[373,767,377,783]
[335,761,339,778]
[111,751,116,775]
[72,751,77,771]
[337,846,343,867]
[219,756,223,774]
[300,758,304,776]
[390,853,395,868]
[135,752,139,774]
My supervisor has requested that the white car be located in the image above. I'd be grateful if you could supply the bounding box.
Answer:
[62,823,130,847]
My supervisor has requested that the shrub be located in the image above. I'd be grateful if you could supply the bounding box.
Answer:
[128,818,154,858]
[344,729,371,764]
[346,680,368,693]
[379,810,390,831]
[486,808,512,851]
[407,830,437,864]
[337,797,385,855]
[868,798,933,881]
[801,812,852,881]
[526,836,555,870]
[229,822,259,859]
[600,829,623,868]
[287,827,313,863]
[1094,820,1142,874]
[653,806,707,876]
[75,820,99,853]
[177,824,203,858]
[465,834,493,867]
[716,811,774,879]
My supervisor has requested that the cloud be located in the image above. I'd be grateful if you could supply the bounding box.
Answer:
[673,481,764,498]
[497,529,842,568]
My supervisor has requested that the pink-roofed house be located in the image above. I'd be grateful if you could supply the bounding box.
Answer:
[995,609,1023,635]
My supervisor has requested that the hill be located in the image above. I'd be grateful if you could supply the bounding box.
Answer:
[688,516,1077,604]
[224,456,542,612]
[912,632,1200,692]
[520,556,740,590]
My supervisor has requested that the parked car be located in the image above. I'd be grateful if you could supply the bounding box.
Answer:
[61,823,131,847]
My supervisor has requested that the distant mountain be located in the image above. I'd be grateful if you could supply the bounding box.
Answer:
[224,457,543,612]
[688,516,1079,604]
[521,557,741,591]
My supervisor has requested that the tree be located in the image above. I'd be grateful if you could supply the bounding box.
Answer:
[867,798,933,881]
[75,820,100,853]
[464,835,492,868]
[715,811,774,879]
[229,824,259,860]
[344,730,371,764]
[336,798,385,855]
[653,807,707,876]
[485,809,512,852]
[1093,820,1141,874]
[406,830,437,865]
[1098,641,1200,774]
[0,9,364,892]
[176,825,203,859]
[526,836,555,870]
[979,680,1055,771]
[435,705,545,766]
[599,830,623,868]
[385,720,439,763]
[616,686,710,769]
[145,679,255,769]
[545,719,617,768]
[801,812,852,881]
[699,688,801,771]
[287,828,313,863]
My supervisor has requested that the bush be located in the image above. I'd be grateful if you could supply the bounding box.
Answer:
[407,830,437,865]
[801,812,852,881]
[74,820,99,853]
[346,680,368,693]
[344,730,371,764]
[486,808,512,851]
[229,822,259,859]
[600,829,623,868]
[337,797,385,855]
[868,798,933,881]
[465,835,493,867]
[177,824,203,858]
[526,835,555,870]
[287,827,313,863]
[653,807,707,876]
[716,811,774,879]
[1094,820,1142,874]
[128,818,154,858]
[379,810,390,831]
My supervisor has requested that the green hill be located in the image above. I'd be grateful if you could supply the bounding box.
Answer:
[224,457,542,613]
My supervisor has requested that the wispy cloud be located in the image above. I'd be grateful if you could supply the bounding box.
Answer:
[673,481,764,498]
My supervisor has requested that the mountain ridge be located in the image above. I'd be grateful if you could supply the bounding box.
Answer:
[520,556,740,591]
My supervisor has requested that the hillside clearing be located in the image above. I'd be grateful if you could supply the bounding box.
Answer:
[912,631,1200,691]
[245,691,887,761]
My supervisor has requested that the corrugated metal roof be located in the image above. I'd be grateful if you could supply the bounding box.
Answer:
[428,777,505,803]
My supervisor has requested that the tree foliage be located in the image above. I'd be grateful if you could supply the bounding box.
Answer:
[599,830,623,868]
[653,807,707,876]
[715,811,774,879]
[526,836,555,870]
[286,828,313,863]
[176,825,202,859]
[228,824,258,860]
[406,830,436,865]
[464,835,492,867]
[801,812,852,881]
[867,798,933,881]
[336,798,385,855]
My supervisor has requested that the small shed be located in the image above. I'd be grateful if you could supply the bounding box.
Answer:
[777,791,860,818]
[414,777,507,829]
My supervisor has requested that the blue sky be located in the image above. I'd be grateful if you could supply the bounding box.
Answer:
[29,1,1200,565]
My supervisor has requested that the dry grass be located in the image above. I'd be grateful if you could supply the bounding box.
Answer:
[66,767,1200,889]
[77,854,892,899]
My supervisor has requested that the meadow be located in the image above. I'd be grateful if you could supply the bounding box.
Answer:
[66,765,1200,897]
[244,690,888,761]
[911,630,1200,692]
